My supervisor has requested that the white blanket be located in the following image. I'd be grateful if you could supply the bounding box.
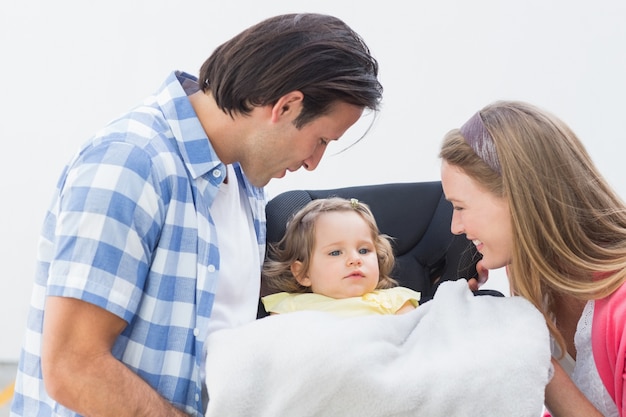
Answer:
[205,280,551,417]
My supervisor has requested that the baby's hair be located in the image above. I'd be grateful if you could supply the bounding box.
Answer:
[262,197,398,293]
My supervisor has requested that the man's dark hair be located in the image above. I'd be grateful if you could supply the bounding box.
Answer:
[200,13,383,128]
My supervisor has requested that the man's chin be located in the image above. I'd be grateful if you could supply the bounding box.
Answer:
[251,178,271,187]
[247,169,290,187]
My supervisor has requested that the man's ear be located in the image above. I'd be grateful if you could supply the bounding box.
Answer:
[291,261,311,287]
[271,91,304,122]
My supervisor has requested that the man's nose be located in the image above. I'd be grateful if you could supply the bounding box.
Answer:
[302,145,326,171]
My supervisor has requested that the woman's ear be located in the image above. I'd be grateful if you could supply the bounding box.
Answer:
[291,261,311,287]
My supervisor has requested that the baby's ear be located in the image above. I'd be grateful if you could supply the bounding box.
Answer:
[291,261,311,287]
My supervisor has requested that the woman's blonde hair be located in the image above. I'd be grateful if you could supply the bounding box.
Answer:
[262,197,397,293]
[440,100,626,353]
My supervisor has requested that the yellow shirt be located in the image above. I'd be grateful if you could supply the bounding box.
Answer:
[261,287,421,317]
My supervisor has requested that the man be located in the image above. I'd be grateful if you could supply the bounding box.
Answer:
[11,13,382,417]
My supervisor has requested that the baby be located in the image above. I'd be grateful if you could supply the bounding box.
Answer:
[262,197,420,317]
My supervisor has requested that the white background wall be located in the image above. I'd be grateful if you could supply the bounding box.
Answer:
[1,0,625,361]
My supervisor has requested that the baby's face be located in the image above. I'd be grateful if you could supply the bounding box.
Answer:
[296,211,380,298]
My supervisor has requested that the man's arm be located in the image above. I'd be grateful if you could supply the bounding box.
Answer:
[42,296,189,417]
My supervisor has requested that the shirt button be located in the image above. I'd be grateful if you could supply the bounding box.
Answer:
[208,264,216,273]
[212,169,221,178]
[193,328,199,337]
[195,393,200,402]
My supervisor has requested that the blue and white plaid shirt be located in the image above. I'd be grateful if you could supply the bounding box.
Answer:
[11,71,267,417]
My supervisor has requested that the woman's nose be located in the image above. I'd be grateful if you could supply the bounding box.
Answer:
[450,212,464,235]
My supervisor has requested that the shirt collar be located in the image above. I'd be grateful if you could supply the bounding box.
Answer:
[156,70,224,180]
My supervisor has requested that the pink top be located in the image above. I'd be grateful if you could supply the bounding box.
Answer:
[593,280,626,416]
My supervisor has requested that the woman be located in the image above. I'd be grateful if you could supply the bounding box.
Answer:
[439,100,626,416]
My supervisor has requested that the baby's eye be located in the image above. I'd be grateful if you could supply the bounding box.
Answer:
[358,248,371,255]
[329,250,341,256]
